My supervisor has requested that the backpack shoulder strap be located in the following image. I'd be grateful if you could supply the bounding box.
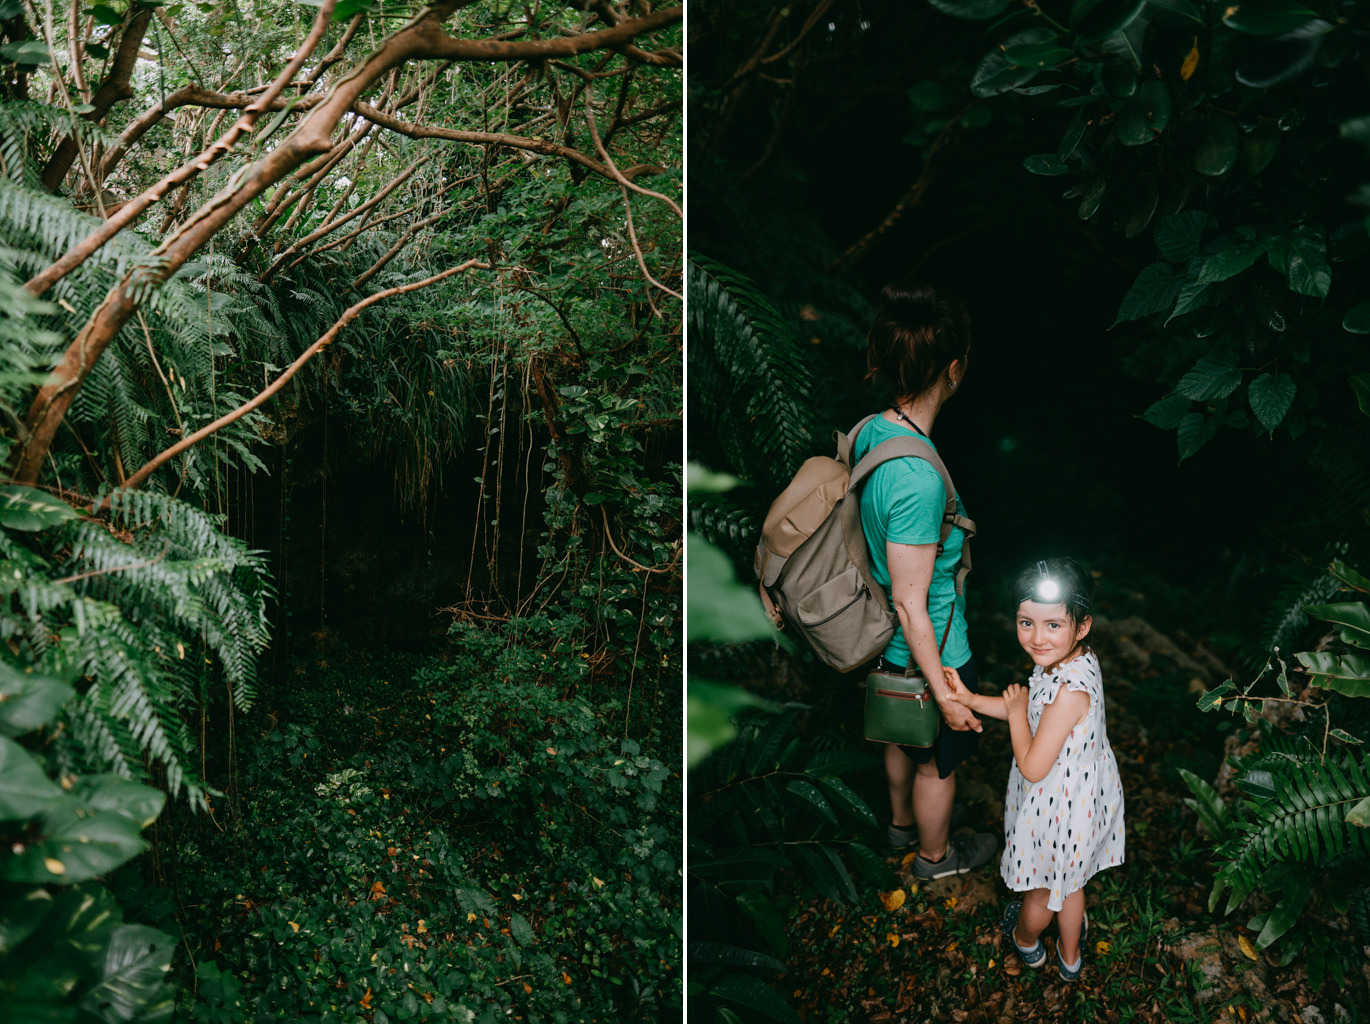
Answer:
[848,433,976,595]
[835,413,881,469]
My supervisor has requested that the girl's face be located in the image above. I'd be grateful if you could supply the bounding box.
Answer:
[1016,600,1092,672]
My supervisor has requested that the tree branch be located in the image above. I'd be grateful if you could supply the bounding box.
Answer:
[118,259,491,497]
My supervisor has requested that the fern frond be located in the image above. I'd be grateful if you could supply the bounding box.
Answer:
[687,253,816,489]
[1216,750,1370,892]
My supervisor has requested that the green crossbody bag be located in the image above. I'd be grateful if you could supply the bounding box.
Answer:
[862,604,956,748]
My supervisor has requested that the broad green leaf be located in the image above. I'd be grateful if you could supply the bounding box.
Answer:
[971,29,1053,97]
[1142,394,1191,429]
[1247,372,1296,433]
[1296,651,1370,696]
[929,0,1012,18]
[509,912,535,947]
[1117,80,1172,146]
[1254,878,1310,949]
[4,807,149,883]
[1222,1,1319,35]
[1166,278,1215,322]
[1350,374,1370,417]
[0,39,50,65]
[1176,354,1242,401]
[735,891,788,957]
[0,735,62,820]
[814,775,877,828]
[1102,61,1138,97]
[709,973,803,1024]
[1331,560,1370,592]
[1197,240,1267,284]
[0,663,75,738]
[1346,796,1370,827]
[1195,679,1235,713]
[1057,110,1088,160]
[1239,130,1282,177]
[1178,766,1232,840]
[0,485,79,532]
[784,779,836,825]
[804,749,874,777]
[1124,177,1159,238]
[71,775,165,829]
[971,52,1040,97]
[1023,153,1070,175]
[1145,0,1205,27]
[78,923,176,1023]
[1113,262,1180,324]
[688,941,785,975]
[1154,211,1213,262]
[686,537,775,644]
[1177,412,1217,460]
[1194,114,1240,176]
[1077,176,1106,219]
[1304,602,1370,632]
[1071,0,1145,43]
[1003,41,1074,68]
[0,886,53,956]
[88,4,124,25]
[1285,228,1331,299]
[1236,768,1276,801]
[847,841,899,889]
[1342,301,1370,334]
[795,843,858,904]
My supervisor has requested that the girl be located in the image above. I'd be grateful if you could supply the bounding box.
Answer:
[948,557,1125,981]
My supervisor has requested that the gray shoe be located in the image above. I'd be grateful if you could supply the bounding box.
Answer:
[912,831,997,880]
[887,822,917,852]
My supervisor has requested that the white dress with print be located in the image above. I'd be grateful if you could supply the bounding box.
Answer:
[1000,651,1125,912]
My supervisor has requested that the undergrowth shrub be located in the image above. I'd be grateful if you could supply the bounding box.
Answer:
[176,619,681,1024]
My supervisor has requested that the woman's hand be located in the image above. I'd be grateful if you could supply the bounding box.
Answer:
[935,683,982,732]
[1001,683,1028,718]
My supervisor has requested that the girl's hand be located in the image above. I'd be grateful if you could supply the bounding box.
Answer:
[1001,683,1029,717]
[941,666,972,706]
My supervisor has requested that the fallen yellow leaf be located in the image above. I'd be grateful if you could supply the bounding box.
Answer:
[592,876,605,888]
[288,921,300,933]
[561,973,572,985]
[879,889,906,912]
[1181,38,1200,81]
[944,897,958,910]
[467,912,477,923]
[886,932,900,947]
[1237,934,1258,961]
[416,919,427,933]
[1095,940,1112,955]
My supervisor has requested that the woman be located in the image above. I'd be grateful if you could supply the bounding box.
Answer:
[855,282,996,879]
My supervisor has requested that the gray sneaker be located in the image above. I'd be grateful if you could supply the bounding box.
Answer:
[911,831,997,880]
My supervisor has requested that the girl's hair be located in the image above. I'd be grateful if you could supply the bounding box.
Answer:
[864,282,972,400]
[1014,556,1094,634]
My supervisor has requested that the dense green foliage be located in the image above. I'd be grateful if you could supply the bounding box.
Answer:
[1,0,680,1019]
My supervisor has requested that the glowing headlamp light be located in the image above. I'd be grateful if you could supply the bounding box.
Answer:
[1020,559,1090,611]
[1034,561,1060,602]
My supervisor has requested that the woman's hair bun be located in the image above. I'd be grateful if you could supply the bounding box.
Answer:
[878,282,940,331]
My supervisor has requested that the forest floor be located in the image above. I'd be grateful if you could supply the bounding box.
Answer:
[775,616,1370,1024]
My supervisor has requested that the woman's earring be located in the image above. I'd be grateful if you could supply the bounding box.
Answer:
[949,377,958,390]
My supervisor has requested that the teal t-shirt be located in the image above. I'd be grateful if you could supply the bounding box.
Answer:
[854,415,971,670]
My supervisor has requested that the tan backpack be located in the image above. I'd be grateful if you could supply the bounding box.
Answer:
[753,414,975,673]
